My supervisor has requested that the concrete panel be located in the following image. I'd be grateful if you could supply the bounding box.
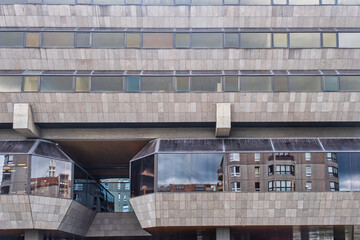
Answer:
[0,195,33,230]
[13,103,40,138]
[216,103,231,137]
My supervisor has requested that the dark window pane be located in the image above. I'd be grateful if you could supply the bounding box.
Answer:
[0,32,23,47]
[175,33,190,48]
[176,77,189,91]
[0,154,28,195]
[241,76,272,91]
[34,141,69,160]
[42,32,74,47]
[141,77,173,92]
[289,76,321,91]
[274,76,288,92]
[76,32,91,47]
[91,76,124,92]
[40,76,73,92]
[240,33,271,48]
[0,76,22,92]
[271,139,323,152]
[224,76,238,91]
[191,33,222,48]
[191,76,222,92]
[132,140,157,160]
[92,33,125,48]
[143,33,173,48]
[340,76,360,91]
[324,76,339,91]
[0,141,36,153]
[224,33,239,48]
[321,139,360,151]
[130,155,154,197]
[224,139,273,152]
[126,77,140,92]
[289,33,320,48]
[159,139,224,152]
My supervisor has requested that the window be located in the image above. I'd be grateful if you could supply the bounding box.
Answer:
[275,165,295,175]
[273,33,287,48]
[118,193,121,200]
[340,76,360,91]
[24,76,39,92]
[26,32,40,47]
[324,76,339,91]
[254,166,260,176]
[241,0,270,4]
[40,76,73,92]
[122,204,129,212]
[126,33,141,48]
[322,33,337,48]
[175,33,190,48]
[126,77,140,92]
[274,76,289,91]
[91,76,124,92]
[306,166,311,176]
[76,32,91,47]
[268,180,293,192]
[75,77,90,92]
[125,182,130,190]
[92,32,125,48]
[0,32,23,47]
[118,182,121,190]
[305,153,311,161]
[327,153,337,163]
[254,153,260,161]
[42,32,74,47]
[240,76,272,92]
[142,77,173,92]
[0,76,22,92]
[289,33,321,48]
[231,182,241,192]
[240,33,271,48]
[224,33,239,48]
[289,76,321,91]
[328,167,338,177]
[175,77,190,92]
[191,33,222,48]
[143,33,173,48]
[229,153,240,162]
[268,165,274,175]
[230,166,240,177]
[104,182,109,189]
[330,181,339,191]
[339,33,360,48]
[255,182,260,192]
[306,181,312,191]
[224,76,238,92]
[191,76,222,92]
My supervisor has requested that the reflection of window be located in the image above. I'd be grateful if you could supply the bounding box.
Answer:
[254,153,260,161]
[268,180,294,192]
[229,153,240,162]
[254,166,260,176]
[125,182,130,190]
[122,204,129,212]
[230,166,240,177]
[118,182,121,190]
[305,153,311,161]
[118,193,121,200]
[330,181,339,191]
[231,182,241,192]
[306,181,312,191]
[255,182,260,192]
[327,153,337,163]
[275,165,295,175]
[104,182,109,189]
[306,166,311,176]
[328,167,338,177]
[268,165,274,175]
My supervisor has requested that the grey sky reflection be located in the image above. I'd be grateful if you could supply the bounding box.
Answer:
[158,154,223,185]
[338,153,360,191]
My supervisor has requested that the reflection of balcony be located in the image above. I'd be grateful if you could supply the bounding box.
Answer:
[217,168,223,181]
[268,155,295,161]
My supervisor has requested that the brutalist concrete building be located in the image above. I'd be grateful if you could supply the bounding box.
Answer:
[0,0,360,239]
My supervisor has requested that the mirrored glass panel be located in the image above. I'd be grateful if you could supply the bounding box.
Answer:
[143,0,173,4]
[75,77,90,92]
[273,33,288,48]
[322,0,336,3]
[323,33,337,47]
[76,32,91,48]
[339,33,360,48]
[289,33,321,48]
[143,33,173,48]
[273,0,287,4]
[126,33,141,48]
[42,32,74,47]
[176,77,190,91]
[92,33,125,48]
[240,76,272,91]
[93,0,125,3]
[337,153,360,191]
[289,0,318,4]
[192,0,222,5]
[40,76,73,92]
[0,32,23,47]
[224,76,238,91]
[340,76,360,91]
[191,33,222,48]
[191,76,222,92]
[0,76,22,92]
[130,155,154,197]
[0,155,28,195]
[240,33,271,48]
[224,33,239,48]
[338,0,360,4]
[26,32,40,47]
[224,0,239,4]
[175,33,190,48]
[24,76,39,92]
[323,76,339,91]
[141,77,173,92]
[240,0,271,5]
[126,0,141,3]
[126,76,140,92]
[91,76,124,92]
[274,76,289,91]
[289,76,322,91]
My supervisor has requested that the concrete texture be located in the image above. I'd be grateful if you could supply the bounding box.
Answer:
[216,103,231,137]
[13,103,40,138]
[130,192,360,229]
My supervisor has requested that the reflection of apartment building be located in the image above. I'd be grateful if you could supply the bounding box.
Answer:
[0,155,28,195]
[30,174,70,198]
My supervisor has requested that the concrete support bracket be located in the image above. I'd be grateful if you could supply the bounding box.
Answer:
[215,103,231,137]
[13,103,40,138]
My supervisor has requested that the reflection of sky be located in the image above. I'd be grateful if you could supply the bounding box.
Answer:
[158,154,222,185]
[338,153,360,191]
[31,156,72,179]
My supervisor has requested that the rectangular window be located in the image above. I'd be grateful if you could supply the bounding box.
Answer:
[306,166,311,176]
[289,0,318,4]
[274,76,289,91]
[327,152,337,163]
[192,0,222,5]
[24,76,39,92]
[0,76,22,92]
[104,182,109,189]
[306,181,312,191]
[324,76,339,91]
[289,33,321,48]
[322,33,337,48]
[191,33,222,48]
[254,153,260,161]
[75,77,90,92]
[240,33,271,48]
[175,0,190,4]
[241,0,271,4]
[0,32,23,47]
[224,33,239,48]
[118,182,121,190]
[143,33,173,48]
[26,32,40,47]
[241,76,272,92]
[322,0,335,4]
[255,182,260,191]
[231,182,241,192]
[42,32,74,47]
[40,76,73,92]
[126,33,141,48]
[289,76,321,91]
[254,166,260,176]
[141,77,173,92]
[328,167,338,177]
[273,0,287,4]
[268,165,274,175]
[126,0,141,4]
[91,76,124,92]
[125,182,130,190]
[340,76,360,91]
[92,32,125,48]
[305,153,311,161]
[229,153,240,162]
[126,76,140,92]
[230,166,240,177]
[330,181,339,191]
[175,33,190,48]
[191,76,222,92]
[273,33,288,48]
[76,32,91,48]
[118,193,121,200]
[339,33,360,48]
[224,76,238,92]
[175,77,189,91]
[275,165,295,175]
[224,0,238,3]
[268,181,273,191]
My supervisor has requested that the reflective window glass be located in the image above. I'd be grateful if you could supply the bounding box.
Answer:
[323,76,339,91]
[240,33,271,48]
[175,0,190,4]
[224,0,238,4]
[0,76,22,92]
[126,76,140,92]
[175,33,190,48]
[273,33,288,48]
[273,0,287,4]
[130,155,154,197]
[0,155,28,195]
[24,76,39,92]
[192,0,222,5]
[176,77,189,92]
[91,76,124,92]
[240,0,271,4]
[322,0,336,3]
[143,0,173,4]
[274,76,289,91]
[289,76,321,91]
[289,33,321,48]
[30,155,72,198]
[224,33,239,48]
[43,0,75,3]
[126,0,141,4]
[0,0,25,2]
[191,76,222,92]
[191,33,222,48]
[289,0,318,4]
[339,33,360,48]
[27,0,42,2]
[126,33,141,48]
[42,32,74,47]
[0,32,23,47]
[224,76,238,91]
[40,76,73,92]
[241,76,272,92]
[143,33,173,48]
[93,0,125,3]
[76,32,91,48]
[338,0,360,4]
[323,33,337,48]
[26,32,40,47]
[92,33,125,48]
[142,77,173,92]
[340,76,360,91]
[77,0,92,3]
[75,77,90,92]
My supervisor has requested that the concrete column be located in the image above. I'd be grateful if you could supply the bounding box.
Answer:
[216,227,230,240]
[215,103,231,137]
[353,225,360,240]
[13,103,40,138]
[24,230,44,240]
[292,226,301,240]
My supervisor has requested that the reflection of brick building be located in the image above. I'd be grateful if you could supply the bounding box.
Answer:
[31,174,71,198]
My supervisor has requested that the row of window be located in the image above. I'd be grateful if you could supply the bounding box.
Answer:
[1,75,360,93]
[2,0,359,6]
[2,30,360,49]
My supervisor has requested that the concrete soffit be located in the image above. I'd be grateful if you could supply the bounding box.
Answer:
[13,103,40,138]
